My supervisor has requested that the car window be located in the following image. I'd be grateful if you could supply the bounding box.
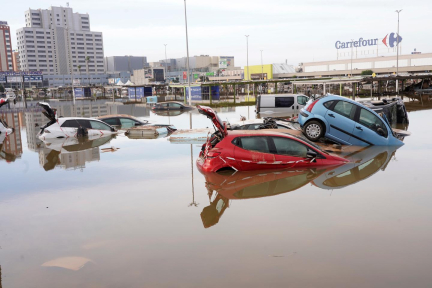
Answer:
[271,137,308,157]
[297,96,308,106]
[358,108,388,137]
[169,103,182,108]
[238,137,270,153]
[332,101,355,119]
[120,118,136,128]
[103,118,119,126]
[323,100,334,109]
[61,119,90,129]
[248,124,261,130]
[90,120,112,131]
[275,97,294,107]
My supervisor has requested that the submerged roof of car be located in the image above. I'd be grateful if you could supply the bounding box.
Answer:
[97,114,140,120]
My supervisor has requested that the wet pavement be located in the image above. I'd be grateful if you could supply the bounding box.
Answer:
[0,102,432,288]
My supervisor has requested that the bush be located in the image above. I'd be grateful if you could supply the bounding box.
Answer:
[361,70,374,75]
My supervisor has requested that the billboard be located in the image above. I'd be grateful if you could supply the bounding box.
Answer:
[128,87,145,100]
[74,88,84,99]
[24,75,43,82]
[6,76,22,83]
[153,68,164,82]
[183,71,187,80]
[335,33,403,49]
[144,87,152,96]
[193,74,199,80]
[0,75,6,83]
[206,72,214,76]
[219,59,228,69]
[73,79,81,85]
[186,86,202,101]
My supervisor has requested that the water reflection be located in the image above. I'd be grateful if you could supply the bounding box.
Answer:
[200,145,400,228]
[39,135,115,171]
[0,111,23,162]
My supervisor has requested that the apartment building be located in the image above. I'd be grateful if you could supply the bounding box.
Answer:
[15,5,105,75]
[0,21,13,71]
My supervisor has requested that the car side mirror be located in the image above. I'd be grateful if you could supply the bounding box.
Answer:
[377,128,385,137]
[111,127,116,132]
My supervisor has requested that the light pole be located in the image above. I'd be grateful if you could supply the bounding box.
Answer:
[350,39,354,77]
[260,50,264,80]
[395,9,402,95]
[164,44,168,83]
[245,35,249,100]
[184,0,192,106]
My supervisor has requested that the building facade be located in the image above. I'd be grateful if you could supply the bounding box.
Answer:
[105,56,148,74]
[12,51,19,71]
[0,21,13,71]
[16,5,105,75]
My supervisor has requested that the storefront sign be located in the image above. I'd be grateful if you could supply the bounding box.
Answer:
[335,33,402,49]
[24,75,43,82]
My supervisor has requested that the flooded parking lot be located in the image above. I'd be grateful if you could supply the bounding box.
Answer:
[1,102,432,288]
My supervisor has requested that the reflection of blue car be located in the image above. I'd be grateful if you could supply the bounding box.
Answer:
[298,95,404,146]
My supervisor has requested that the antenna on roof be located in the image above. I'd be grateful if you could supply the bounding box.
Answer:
[66,2,69,7]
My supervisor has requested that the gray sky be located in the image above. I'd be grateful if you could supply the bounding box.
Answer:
[5,0,432,67]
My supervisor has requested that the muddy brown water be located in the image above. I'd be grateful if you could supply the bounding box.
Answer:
[0,104,431,288]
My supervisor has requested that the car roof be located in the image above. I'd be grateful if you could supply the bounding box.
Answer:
[321,94,387,118]
[157,101,186,105]
[97,114,139,120]
[58,117,105,122]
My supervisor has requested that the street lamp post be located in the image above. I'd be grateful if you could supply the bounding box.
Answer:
[164,44,168,83]
[351,39,354,100]
[260,50,264,80]
[245,35,249,100]
[395,9,402,95]
[184,0,192,106]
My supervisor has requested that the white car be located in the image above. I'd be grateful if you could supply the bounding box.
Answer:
[0,99,14,135]
[38,102,118,140]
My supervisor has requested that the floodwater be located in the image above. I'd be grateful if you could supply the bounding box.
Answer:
[1,101,432,288]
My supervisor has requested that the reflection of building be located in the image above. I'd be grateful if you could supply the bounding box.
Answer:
[50,103,109,118]
[24,110,44,151]
[0,111,23,157]
[39,147,100,170]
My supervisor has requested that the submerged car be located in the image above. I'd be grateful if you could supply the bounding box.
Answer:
[0,99,14,135]
[152,101,194,111]
[38,102,118,140]
[196,105,348,172]
[98,114,176,131]
[298,94,405,146]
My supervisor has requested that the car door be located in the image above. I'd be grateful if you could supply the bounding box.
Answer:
[60,119,85,137]
[102,118,121,127]
[274,96,294,112]
[351,107,389,146]
[233,136,276,170]
[89,120,115,136]
[325,100,357,144]
[268,136,311,169]
[169,103,183,110]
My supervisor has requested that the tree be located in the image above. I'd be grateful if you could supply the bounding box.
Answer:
[85,56,91,85]
[0,84,4,93]
[361,70,374,76]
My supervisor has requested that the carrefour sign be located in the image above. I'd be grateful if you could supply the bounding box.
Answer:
[335,33,402,49]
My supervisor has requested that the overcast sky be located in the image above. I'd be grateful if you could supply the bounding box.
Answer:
[5,0,432,67]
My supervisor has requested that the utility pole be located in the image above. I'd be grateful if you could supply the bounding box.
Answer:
[260,50,264,80]
[245,35,249,100]
[395,9,402,95]
[164,44,168,83]
[184,0,192,105]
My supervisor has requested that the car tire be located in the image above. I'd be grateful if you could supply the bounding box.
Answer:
[304,120,324,142]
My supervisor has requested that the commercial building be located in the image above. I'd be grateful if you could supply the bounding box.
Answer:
[12,51,19,71]
[274,53,432,78]
[0,21,13,71]
[244,63,295,80]
[16,5,105,75]
[105,56,148,74]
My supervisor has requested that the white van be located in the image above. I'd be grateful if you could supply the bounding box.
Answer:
[256,94,309,114]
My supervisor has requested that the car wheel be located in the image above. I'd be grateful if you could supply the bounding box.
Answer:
[304,120,324,142]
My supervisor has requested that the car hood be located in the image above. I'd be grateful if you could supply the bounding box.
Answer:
[197,105,226,136]
[38,102,57,122]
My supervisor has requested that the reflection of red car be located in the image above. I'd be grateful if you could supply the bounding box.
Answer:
[196,105,348,172]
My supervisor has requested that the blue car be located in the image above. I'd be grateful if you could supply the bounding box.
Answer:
[298,95,404,146]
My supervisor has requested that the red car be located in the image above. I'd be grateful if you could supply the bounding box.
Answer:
[197,105,349,172]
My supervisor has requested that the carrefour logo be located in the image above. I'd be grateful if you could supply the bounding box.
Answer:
[335,33,402,49]
[382,33,403,48]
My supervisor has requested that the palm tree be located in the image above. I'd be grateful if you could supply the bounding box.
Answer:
[77,65,82,85]
[85,56,90,85]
